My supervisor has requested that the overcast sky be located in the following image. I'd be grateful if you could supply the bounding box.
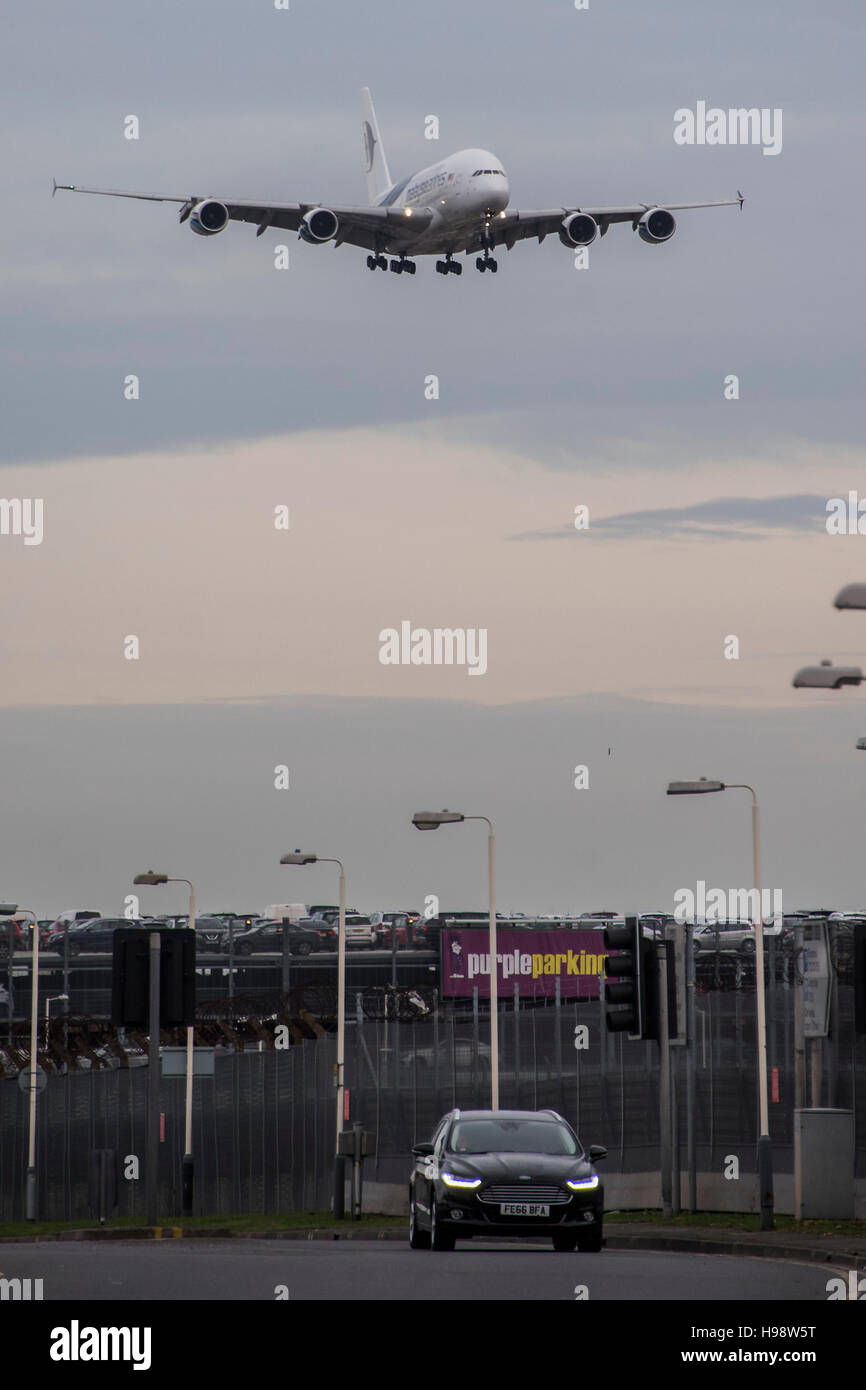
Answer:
[3,0,866,915]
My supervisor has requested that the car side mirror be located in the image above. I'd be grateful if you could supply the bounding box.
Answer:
[412,1142,435,1157]
[588,1145,607,1162]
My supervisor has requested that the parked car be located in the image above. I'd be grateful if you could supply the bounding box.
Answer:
[693,920,786,954]
[48,909,101,930]
[193,916,233,950]
[0,915,35,955]
[54,917,148,955]
[371,912,418,947]
[409,1108,606,1252]
[229,918,335,957]
[312,905,359,925]
[342,914,381,948]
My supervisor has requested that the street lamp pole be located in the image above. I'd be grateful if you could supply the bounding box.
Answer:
[412,811,499,1108]
[24,910,39,1221]
[133,872,197,1217]
[666,780,774,1230]
[280,852,347,1216]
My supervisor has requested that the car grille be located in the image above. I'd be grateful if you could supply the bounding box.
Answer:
[478,1185,570,1205]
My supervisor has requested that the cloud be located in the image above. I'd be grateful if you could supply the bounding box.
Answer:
[512,493,827,542]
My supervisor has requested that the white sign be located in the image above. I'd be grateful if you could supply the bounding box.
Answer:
[802,922,832,1038]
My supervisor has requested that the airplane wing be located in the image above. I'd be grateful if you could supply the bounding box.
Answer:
[470,197,743,252]
[52,182,432,249]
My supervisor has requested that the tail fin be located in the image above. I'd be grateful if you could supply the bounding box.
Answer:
[360,88,393,204]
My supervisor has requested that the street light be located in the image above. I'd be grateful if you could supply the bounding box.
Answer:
[280,850,347,1217]
[833,584,866,610]
[666,779,774,1231]
[792,660,864,689]
[133,871,197,1215]
[411,810,499,1108]
[14,905,40,1222]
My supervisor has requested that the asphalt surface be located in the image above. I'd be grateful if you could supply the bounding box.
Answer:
[0,1239,843,1300]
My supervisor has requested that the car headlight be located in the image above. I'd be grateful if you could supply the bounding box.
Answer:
[441,1172,482,1189]
[565,1175,599,1191]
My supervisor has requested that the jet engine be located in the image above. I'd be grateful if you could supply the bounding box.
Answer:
[299,208,339,243]
[636,208,676,244]
[189,200,229,236]
[558,212,598,248]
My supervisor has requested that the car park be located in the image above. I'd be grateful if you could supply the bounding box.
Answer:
[409,1108,606,1252]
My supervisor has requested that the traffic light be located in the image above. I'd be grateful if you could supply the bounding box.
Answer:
[855,923,866,1036]
[603,916,660,1041]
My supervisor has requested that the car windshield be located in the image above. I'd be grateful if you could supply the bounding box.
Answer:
[449,1119,579,1156]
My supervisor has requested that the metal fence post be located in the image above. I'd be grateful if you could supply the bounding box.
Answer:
[472,987,479,1108]
[513,982,520,1109]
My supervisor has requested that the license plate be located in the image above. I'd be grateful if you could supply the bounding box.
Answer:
[500,1203,550,1217]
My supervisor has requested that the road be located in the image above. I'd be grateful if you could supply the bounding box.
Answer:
[0,1240,835,1301]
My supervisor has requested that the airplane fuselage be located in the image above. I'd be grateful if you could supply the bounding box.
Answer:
[378,148,510,254]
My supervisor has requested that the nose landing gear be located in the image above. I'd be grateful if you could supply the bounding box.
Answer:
[476,254,498,273]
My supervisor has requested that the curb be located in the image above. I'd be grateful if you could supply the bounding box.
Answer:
[603,1231,866,1272]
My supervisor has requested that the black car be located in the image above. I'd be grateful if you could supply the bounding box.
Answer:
[59,917,148,955]
[190,917,232,951]
[409,1108,606,1252]
[229,918,335,956]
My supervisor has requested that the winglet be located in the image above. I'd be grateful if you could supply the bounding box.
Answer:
[737,189,744,210]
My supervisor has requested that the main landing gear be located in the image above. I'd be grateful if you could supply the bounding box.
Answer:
[367,254,416,274]
[476,253,498,273]
[435,255,462,275]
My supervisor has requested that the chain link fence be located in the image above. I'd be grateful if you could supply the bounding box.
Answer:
[0,975,863,1222]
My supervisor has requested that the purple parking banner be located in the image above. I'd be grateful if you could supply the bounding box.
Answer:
[441,929,607,999]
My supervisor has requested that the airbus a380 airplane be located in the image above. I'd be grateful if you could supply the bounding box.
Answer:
[55,89,743,277]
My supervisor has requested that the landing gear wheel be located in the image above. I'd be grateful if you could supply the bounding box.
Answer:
[405,261,416,274]
[449,261,462,275]
[375,254,387,270]
[489,258,498,273]
[409,1193,431,1249]
[430,1198,456,1251]
[476,258,486,272]
[436,260,448,274]
[390,259,403,273]
[366,255,376,271]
